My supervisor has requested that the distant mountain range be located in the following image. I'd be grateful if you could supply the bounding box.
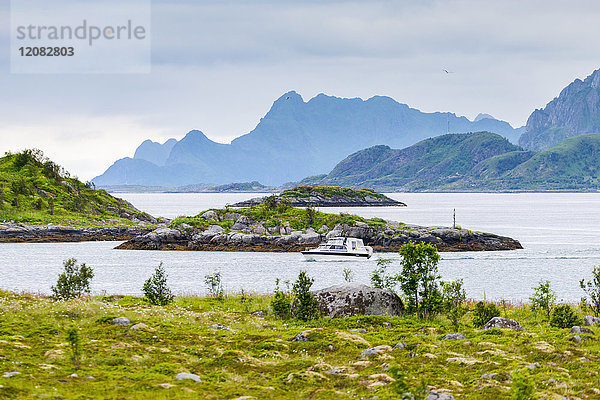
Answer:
[92,92,523,187]
[93,67,600,192]
[302,132,600,191]
[520,68,600,151]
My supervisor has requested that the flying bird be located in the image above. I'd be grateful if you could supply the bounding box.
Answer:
[443,69,454,74]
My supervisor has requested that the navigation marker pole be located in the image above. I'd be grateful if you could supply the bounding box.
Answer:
[453,208,456,229]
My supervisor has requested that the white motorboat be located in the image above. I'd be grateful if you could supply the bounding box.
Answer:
[301,237,373,261]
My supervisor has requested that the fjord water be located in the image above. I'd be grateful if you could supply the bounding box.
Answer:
[1,193,600,302]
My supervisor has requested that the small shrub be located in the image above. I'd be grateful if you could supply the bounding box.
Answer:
[580,266,600,317]
[343,267,354,282]
[511,372,536,400]
[142,262,174,306]
[66,326,82,370]
[51,258,94,300]
[550,304,582,328]
[529,279,556,320]
[239,288,253,312]
[473,301,501,328]
[292,271,320,321]
[271,282,292,320]
[204,271,224,300]
[441,279,468,332]
[371,258,397,291]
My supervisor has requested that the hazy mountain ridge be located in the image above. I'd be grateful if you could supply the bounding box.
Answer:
[519,68,600,151]
[92,91,523,187]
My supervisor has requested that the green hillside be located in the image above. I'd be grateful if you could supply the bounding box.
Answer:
[315,132,521,191]
[303,132,600,191]
[0,149,154,225]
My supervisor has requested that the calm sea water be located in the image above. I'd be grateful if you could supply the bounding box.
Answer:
[1,192,600,301]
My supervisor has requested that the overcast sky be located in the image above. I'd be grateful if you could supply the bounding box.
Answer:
[2,0,600,180]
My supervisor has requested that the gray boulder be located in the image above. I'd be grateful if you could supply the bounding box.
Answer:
[584,316,600,326]
[110,317,131,326]
[291,331,310,342]
[426,391,455,400]
[526,362,541,370]
[130,323,148,331]
[484,317,523,331]
[175,372,202,382]
[224,212,241,220]
[231,216,251,231]
[200,210,219,221]
[312,283,404,318]
[393,342,406,350]
[442,333,466,340]
[209,324,233,332]
[570,326,594,335]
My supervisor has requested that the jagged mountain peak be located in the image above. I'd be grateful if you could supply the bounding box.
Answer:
[520,67,600,151]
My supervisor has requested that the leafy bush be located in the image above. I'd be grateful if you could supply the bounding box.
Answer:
[51,258,94,300]
[473,301,501,328]
[580,266,600,317]
[292,271,320,321]
[441,279,468,332]
[397,242,442,318]
[371,258,397,291]
[271,279,292,320]
[204,271,224,300]
[66,326,82,370]
[142,263,174,306]
[529,279,556,319]
[550,304,582,328]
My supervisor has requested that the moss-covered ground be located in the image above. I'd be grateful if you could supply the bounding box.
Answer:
[0,291,598,399]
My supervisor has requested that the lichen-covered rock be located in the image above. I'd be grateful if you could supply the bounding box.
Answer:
[569,326,594,335]
[175,372,201,382]
[312,283,403,318]
[111,317,131,326]
[200,210,219,221]
[484,317,523,331]
[442,333,466,340]
[426,391,455,400]
[584,316,600,326]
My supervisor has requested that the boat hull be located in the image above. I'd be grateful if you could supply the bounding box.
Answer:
[301,251,372,261]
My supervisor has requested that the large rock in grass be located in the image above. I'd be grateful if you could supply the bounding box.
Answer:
[312,283,403,318]
[484,317,523,331]
[584,316,600,326]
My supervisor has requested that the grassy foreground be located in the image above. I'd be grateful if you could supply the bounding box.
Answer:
[0,291,599,399]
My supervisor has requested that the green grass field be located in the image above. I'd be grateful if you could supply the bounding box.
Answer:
[0,291,598,399]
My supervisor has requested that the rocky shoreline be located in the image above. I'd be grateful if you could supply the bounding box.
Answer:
[0,223,154,243]
[116,218,522,252]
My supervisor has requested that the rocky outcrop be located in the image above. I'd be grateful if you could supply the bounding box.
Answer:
[0,223,153,243]
[311,283,403,318]
[232,194,405,208]
[116,221,522,252]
